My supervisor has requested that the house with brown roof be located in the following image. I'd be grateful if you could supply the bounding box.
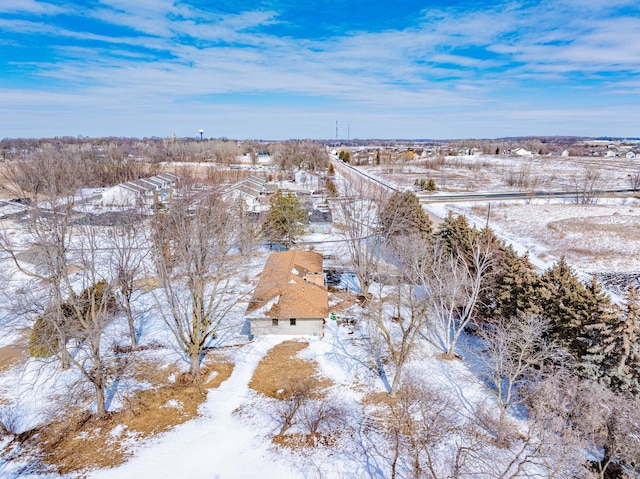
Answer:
[246,250,328,337]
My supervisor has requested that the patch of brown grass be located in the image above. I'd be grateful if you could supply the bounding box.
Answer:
[132,277,161,292]
[436,351,462,361]
[249,341,331,398]
[5,358,234,476]
[0,333,29,374]
[363,391,391,406]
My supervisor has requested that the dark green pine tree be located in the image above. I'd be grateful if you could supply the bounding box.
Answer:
[604,286,640,396]
[261,190,307,249]
[377,190,432,240]
[536,258,610,357]
[578,280,619,382]
[435,212,479,257]
[479,245,541,322]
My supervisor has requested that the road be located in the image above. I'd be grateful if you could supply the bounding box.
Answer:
[416,188,637,203]
[330,156,444,227]
[330,156,637,212]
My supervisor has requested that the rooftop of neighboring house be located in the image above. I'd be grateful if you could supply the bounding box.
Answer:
[225,176,268,198]
[107,173,179,195]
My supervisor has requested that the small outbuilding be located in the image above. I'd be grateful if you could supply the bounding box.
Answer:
[246,250,328,337]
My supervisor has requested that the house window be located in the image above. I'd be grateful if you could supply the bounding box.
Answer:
[272,318,279,326]
[290,318,296,326]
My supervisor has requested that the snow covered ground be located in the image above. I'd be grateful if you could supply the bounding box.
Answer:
[86,321,492,479]
[90,336,297,479]
[452,198,640,274]
[1,160,638,477]
[361,153,640,290]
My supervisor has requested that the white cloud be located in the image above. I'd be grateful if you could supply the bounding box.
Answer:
[2,0,640,138]
[0,0,65,15]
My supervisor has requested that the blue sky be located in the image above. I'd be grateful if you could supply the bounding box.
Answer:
[1,0,639,139]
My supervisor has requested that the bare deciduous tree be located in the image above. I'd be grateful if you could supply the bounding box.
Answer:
[273,141,328,174]
[374,379,467,479]
[272,380,313,438]
[62,221,119,417]
[336,194,385,298]
[1,160,121,416]
[478,315,563,415]
[1,153,84,370]
[299,396,344,440]
[106,209,149,349]
[569,168,609,205]
[152,186,248,378]
[548,378,640,478]
[427,236,494,358]
[365,234,434,396]
[629,171,640,191]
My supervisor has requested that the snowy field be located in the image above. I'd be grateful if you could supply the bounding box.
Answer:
[361,154,640,193]
[452,199,640,274]
[359,153,640,287]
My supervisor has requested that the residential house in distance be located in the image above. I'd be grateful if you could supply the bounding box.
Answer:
[223,176,277,212]
[308,206,333,234]
[100,172,179,206]
[246,250,328,337]
[512,148,533,157]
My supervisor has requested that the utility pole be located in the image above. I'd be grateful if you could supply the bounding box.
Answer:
[335,121,338,141]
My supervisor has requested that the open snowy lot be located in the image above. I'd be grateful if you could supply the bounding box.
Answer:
[359,153,640,285]
[361,154,640,193]
[453,199,640,274]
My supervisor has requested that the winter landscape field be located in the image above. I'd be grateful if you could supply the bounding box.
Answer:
[0,138,639,479]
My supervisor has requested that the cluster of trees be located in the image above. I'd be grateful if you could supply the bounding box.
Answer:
[1,141,144,188]
[414,178,437,191]
[337,150,351,163]
[0,157,253,417]
[0,137,332,170]
[272,141,329,175]
[337,184,640,477]
[1,156,136,417]
[0,142,332,417]
[2,145,639,475]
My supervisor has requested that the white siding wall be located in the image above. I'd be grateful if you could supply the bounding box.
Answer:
[100,185,139,206]
[249,317,324,337]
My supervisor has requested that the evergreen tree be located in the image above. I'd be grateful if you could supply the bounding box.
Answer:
[378,190,432,240]
[537,257,582,354]
[435,212,478,258]
[325,178,338,197]
[536,258,611,358]
[479,245,540,322]
[580,275,615,353]
[582,286,640,396]
[609,285,640,396]
[261,191,307,248]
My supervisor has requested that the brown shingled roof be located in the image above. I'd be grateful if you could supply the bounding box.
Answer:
[246,250,328,319]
